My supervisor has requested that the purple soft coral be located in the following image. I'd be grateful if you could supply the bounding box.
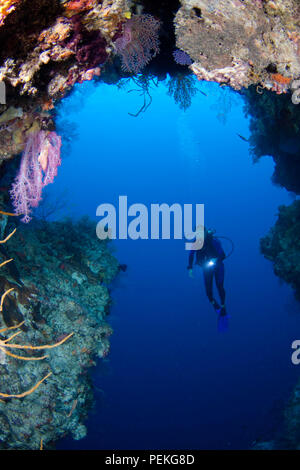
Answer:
[173,49,193,66]
[114,14,160,74]
[10,130,61,223]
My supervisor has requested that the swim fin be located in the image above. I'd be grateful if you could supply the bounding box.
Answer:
[217,310,229,333]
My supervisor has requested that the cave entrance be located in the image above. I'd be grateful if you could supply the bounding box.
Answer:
[44,77,300,450]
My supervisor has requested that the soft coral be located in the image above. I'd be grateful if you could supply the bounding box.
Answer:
[10,131,61,223]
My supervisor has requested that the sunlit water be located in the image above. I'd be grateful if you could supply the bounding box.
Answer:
[53,80,300,449]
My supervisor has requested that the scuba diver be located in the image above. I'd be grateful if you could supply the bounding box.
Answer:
[187,227,227,316]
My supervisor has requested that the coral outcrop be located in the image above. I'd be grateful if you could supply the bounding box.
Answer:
[243,87,300,194]
[260,201,300,299]
[0,0,130,165]
[175,0,300,91]
[0,0,128,96]
[0,212,119,449]
[253,375,300,449]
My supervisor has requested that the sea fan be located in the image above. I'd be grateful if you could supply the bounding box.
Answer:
[114,14,160,74]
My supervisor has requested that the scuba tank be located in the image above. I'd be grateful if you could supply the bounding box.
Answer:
[207,228,235,259]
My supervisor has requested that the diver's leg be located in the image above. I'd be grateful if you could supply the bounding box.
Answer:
[215,262,226,308]
[203,269,219,310]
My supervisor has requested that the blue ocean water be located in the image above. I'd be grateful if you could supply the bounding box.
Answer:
[54,80,300,450]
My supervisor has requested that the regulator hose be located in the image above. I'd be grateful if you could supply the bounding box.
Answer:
[215,236,235,259]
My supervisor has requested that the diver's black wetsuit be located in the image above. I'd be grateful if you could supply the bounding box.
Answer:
[188,236,226,306]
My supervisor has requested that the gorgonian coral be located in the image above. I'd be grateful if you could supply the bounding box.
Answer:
[114,14,160,74]
[167,74,198,111]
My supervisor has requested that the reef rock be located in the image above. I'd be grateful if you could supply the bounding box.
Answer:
[243,87,300,194]
[260,201,300,300]
[0,214,119,449]
[175,0,300,90]
[0,0,129,164]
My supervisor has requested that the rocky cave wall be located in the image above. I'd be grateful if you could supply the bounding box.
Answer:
[0,0,299,164]
[0,0,299,449]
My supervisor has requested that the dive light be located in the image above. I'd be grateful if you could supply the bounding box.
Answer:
[207,259,216,268]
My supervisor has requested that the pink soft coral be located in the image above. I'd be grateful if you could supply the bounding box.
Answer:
[10,131,61,223]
